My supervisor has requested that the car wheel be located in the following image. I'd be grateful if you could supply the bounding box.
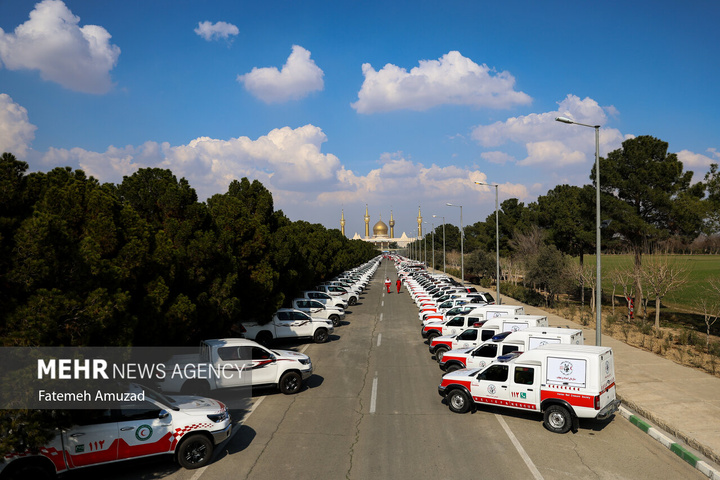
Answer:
[4,461,54,480]
[279,371,302,394]
[435,347,448,363]
[349,296,357,305]
[256,331,272,347]
[445,364,461,373]
[177,434,213,469]
[426,332,439,343]
[447,389,471,414]
[313,328,329,343]
[544,405,572,434]
[329,315,340,327]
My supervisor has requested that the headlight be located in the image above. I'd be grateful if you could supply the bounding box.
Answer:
[298,357,311,365]
[207,410,229,423]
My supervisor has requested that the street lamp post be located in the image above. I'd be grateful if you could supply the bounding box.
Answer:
[556,116,602,346]
[434,215,446,274]
[423,224,427,266]
[431,222,435,271]
[475,181,501,305]
[446,203,464,284]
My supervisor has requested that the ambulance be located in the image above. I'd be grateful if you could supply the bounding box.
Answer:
[438,326,583,372]
[438,344,620,433]
[428,314,547,361]
[0,384,232,477]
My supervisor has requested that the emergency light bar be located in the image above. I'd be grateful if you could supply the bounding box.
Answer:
[497,351,523,362]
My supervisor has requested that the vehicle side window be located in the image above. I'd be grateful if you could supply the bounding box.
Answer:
[296,300,308,308]
[117,401,162,421]
[293,311,311,321]
[252,347,271,360]
[481,330,495,341]
[69,409,115,425]
[473,344,498,358]
[277,311,290,321]
[310,301,323,308]
[447,317,464,327]
[514,366,535,385]
[457,329,478,340]
[502,345,519,355]
[478,364,508,382]
[217,346,242,360]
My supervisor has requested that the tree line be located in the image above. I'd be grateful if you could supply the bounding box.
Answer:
[0,153,378,348]
[410,135,720,313]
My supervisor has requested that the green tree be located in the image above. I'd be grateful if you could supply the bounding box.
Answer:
[598,136,702,314]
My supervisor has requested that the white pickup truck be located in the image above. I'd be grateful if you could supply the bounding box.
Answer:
[240,308,334,345]
[0,384,232,477]
[291,298,345,327]
[157,338,313,395]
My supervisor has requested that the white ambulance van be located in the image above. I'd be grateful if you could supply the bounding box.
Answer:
[438,344,620,433]
[428,315,548,361]
[439,327,583,372]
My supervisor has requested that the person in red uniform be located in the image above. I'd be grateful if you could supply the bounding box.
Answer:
[396,278,401,294]
[385,277,391,293]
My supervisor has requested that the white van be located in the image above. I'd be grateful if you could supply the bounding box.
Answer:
[439,327,583,371]
[428,315,548,361]
[422,304,525,325]
[439,344,620,433]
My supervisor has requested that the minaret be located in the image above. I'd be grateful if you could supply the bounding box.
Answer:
[389,210,395,238]
[364,204,370,238]
[417,206,423,238]
[340,209,346,236]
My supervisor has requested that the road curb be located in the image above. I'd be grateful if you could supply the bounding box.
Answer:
[619,406,720,479]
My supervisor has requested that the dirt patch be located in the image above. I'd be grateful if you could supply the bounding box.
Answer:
[549,305,720,378]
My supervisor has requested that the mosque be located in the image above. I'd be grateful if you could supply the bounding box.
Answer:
[340,205,423,249]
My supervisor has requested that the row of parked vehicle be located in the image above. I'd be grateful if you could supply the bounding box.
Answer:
[391,255,621,435]
[0,258,383,479]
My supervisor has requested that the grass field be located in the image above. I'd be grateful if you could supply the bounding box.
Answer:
[581,254,719,313]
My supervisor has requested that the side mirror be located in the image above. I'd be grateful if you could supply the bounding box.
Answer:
[158,409,170,419]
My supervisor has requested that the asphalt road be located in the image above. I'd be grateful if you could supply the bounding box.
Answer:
[66,259,705,480]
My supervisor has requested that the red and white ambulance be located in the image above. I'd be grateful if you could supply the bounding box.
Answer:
[438,326,583,372]
[0,385,232,478]
[438,344,620,433]
[428,315,549,362]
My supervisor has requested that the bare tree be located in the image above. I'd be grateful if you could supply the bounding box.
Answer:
[701,277,720,352]
[569,262,596,315]
[610,268,635,320]
[642,256,689,330]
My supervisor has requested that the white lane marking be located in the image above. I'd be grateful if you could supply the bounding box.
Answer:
[377,333,382,347]
[495,414,544,480]
[379,313,384,322]
[381,300,384,307]
[370,373,378,414]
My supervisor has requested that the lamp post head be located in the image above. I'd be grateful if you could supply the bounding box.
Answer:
[446,203,453,206]
[555,116,574,124]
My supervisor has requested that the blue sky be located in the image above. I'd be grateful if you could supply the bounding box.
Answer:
[1,0,718,238]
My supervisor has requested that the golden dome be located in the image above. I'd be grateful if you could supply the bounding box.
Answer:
[373,219,389,237]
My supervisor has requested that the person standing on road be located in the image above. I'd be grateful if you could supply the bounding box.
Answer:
[385,277,391,293]
[396,278,401,294]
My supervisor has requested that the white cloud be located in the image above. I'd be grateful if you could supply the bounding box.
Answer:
[194,21,239,42]
[0,0,120,94]
[237,45,324,103]
[471,94,629,168]
[351,51,532,114]
[677,149,715,168]
[0,94,36,157]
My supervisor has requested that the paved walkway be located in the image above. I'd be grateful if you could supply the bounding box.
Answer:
[491,290,720,467]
